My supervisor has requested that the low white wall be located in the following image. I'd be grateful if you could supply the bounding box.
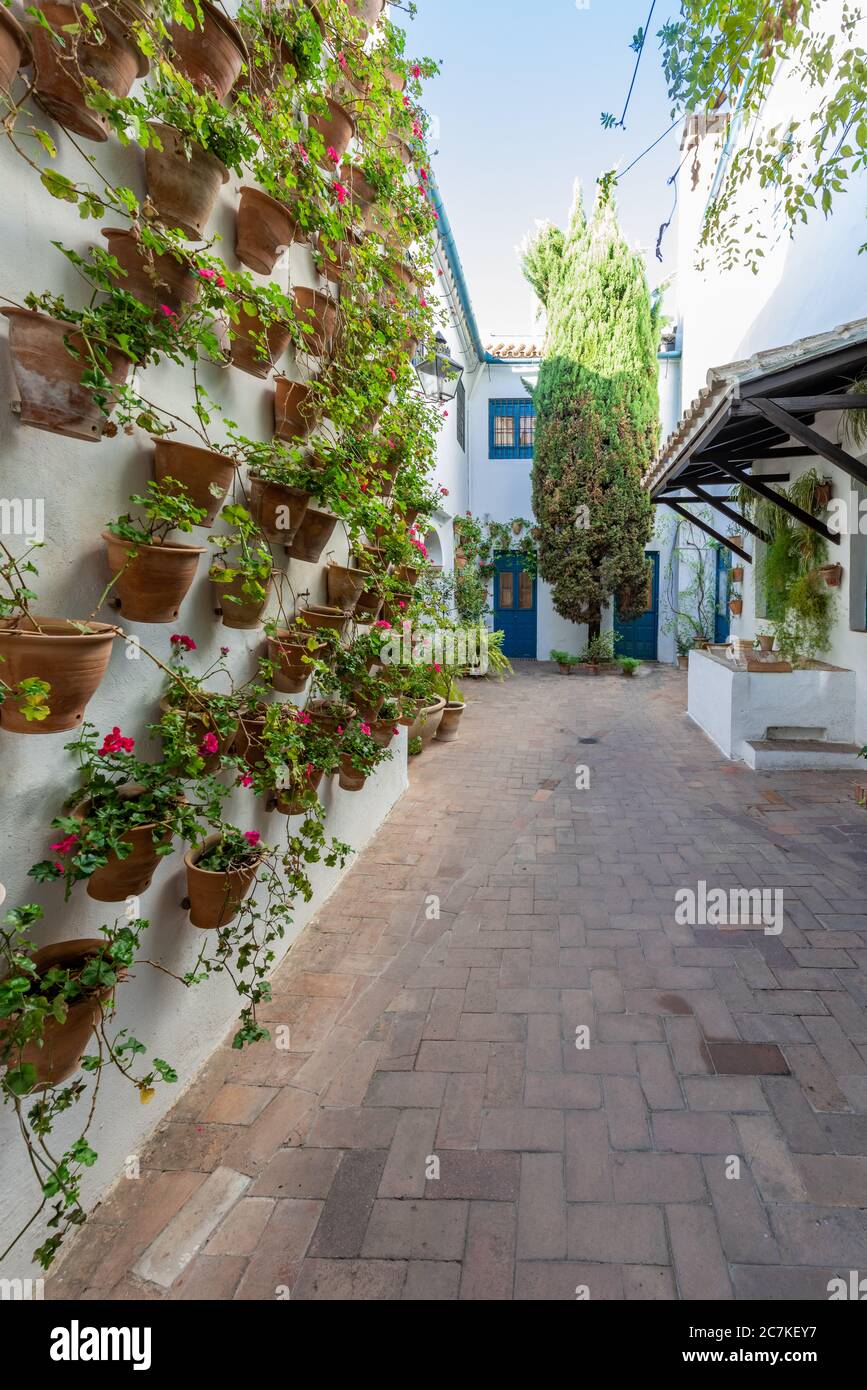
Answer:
[687,649,856,761]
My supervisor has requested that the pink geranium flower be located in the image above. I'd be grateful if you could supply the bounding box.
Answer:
[327,146,340,163]
[170,634,197,651]
[199,732,219,755]
[241,773,253,788]
[50,833,79,855]
[334,182,348,205]
[360,723,371,736]
[294,710,312,725]
[243,830,261,847]
[100,727,135,755]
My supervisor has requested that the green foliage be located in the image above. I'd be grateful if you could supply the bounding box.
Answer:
[580,630,620,665]
[550,649,579,668]
[522,187,658,632]
[617,656,642,675]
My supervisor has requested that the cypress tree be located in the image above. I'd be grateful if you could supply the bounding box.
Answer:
[522,184,659,635]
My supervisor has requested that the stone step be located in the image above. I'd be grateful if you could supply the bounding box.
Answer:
[743,738,864,771]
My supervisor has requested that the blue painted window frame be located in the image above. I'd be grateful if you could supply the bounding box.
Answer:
[489,399,536,459]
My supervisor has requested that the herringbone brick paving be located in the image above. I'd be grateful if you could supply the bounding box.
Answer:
[49,663,867,1300]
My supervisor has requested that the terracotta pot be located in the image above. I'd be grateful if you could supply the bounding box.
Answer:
[326,563,365,613]
[276,766,325,816]
[0,617,116,734]
[229,310,292,379]
[102,227,198,316]
[730,566,745,584]
[388,132,413,167]
[236,186,304,276]
[152,437,237,527]
[403,507,421,531]
[557,663,573,675]
[818,563,843,588]
[266,629,324,694]
[307,698,355,734]
[158,694,237,774]
[274,377,320,441]
[1,939,114,1087]
[371,717,397,749]
[757,634,775,654]
[234,705,268,768]
[338,753,368,793]
[407,696,446,746]
[31,3,147,142]
[145,123,229,241]
[212,572,273,630]
[384,64,406,94]
[249,476,309,544]
[341,160,377,211]
[381,592,412,624]
[0,9,31,96]
[297,604,347,635]
[2,308,131,442]
[75,786,171,902]
[104,533,205,624]
[289,506,338,563]
[308,97,356,162]
[815,482,833,509]
[317,235,351,286]
[677,654,689,671]
[729,599,743,616]
[293,286,338,356]
[436,702,465,743]
[856,784,867,809]
[169,0,247,100]
[729,535,745,551]
[184,836,261,930]
[346,0,385,36]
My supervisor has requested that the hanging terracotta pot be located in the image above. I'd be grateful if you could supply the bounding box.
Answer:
[308,96,356,162]
[276,766,325,817]
[355,581,383,623]
[1,939,116,1087]
[274,377,320,441]
[159,694,237,774]
[169,0,247,101]
[2,308,131,442]
[152,437,238,528]
[288,506,338,563]
[306,698,355,734]
[341,160,377,212]
[0,9,31,96]
[75,786,172,902]
[102,227,198,316]
[103,533,206,623]
[212,572,273,630]
[729,534,745,551]
[388,132,413,167]
[145,123,228,241]
[730,566,744,584]
[297,604,347,635]
[235,186,305,275]
[249,475,309,544]
[338,754,367,793]
[381,591,412,624]
[317,235,351,287]
[293,286,338,357]
[229,309,292,379]
[0,617,116,734]
[436,702,465,743]
[818,563,843,588]
[184,835,261,930]
[815,481,833,509]
[729,598,743,616]
[233,703,269,769]
[30,3,148,142]
[371,718,397,749]
[266,629,325,694]
[326,563,365,613]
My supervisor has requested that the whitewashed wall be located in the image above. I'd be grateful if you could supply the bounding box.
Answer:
[0,40,415,1273]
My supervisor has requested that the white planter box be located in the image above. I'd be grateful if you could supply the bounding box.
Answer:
[687,649,856,762]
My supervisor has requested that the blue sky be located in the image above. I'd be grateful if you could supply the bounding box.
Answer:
[403,0,681,339]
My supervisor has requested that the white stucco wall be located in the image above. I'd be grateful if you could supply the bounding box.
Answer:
[0,47,417,1272]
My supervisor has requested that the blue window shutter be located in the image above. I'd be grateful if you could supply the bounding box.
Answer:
[489,399,536,459]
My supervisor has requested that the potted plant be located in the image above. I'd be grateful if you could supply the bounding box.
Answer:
[209,505,274,630]
[729,589,743,617]
[730,565,745,584]
[274,375,322,441]
[264,623,327,695]
[0,920,128,1089]
[288,504,338,564]
[184,828,265,930]
[578,631,618,674]
[551,649,576,675]
[817,562,844,588]
[236,186,306,277]
[617,657,642,678]
[246,450,310,545]
[326,561,366,614]
[227,282,297,379]
[293,284,339,357]
[101,225,200,317]
[153,436,239,528]
[157,639,241,775]
[168,0,248,102]
[30,2,148,143]
[28,721,216,903]
[338,717,393,792]
[0,545,116,735]
[755,626,776,654]
[307,93,356,163]
[104,478,208,624]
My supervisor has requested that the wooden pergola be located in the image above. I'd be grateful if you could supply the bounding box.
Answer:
[645,326,867,557]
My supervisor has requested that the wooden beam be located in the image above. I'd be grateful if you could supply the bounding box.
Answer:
[712,459,841,545]
[683,484,770,545]
[664,502,751,562]
[750,398,867,488]
[733,394,867,415]
[739,341,867,398]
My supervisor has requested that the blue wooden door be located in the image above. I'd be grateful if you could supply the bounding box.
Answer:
[494,554,537,659]
[614,552,659,660]
[714,549,731,643]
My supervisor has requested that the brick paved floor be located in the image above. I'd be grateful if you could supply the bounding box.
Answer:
[50,663,867,1300]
